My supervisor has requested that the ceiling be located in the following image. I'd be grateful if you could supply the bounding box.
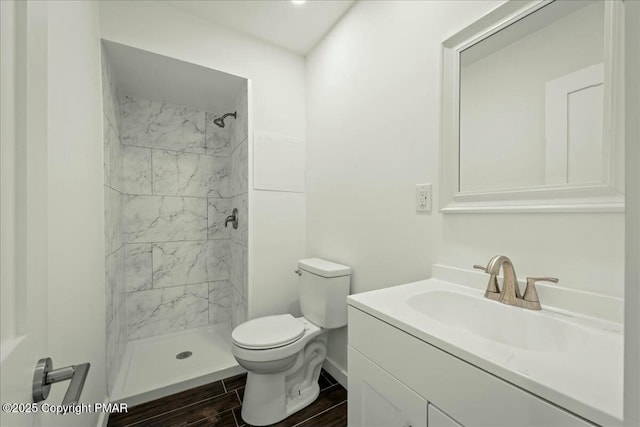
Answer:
[165,0,356,55]
[104,40,246,113]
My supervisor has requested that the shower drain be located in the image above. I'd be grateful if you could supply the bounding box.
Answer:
[176,351,193,360]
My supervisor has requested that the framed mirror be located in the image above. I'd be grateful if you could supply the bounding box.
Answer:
[440,0,624,213]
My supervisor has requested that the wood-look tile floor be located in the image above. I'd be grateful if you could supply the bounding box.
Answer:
[107,369,347,427]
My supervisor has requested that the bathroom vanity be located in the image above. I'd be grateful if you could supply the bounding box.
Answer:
[347,273,623,427]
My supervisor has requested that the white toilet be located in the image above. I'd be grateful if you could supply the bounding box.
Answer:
[231,258,351,426]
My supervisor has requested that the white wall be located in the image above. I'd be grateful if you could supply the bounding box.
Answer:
[99,1,307,320]
[306,0,624,373]
[306,0,501,373]
[46,2,107,425]
[624,0,640,424]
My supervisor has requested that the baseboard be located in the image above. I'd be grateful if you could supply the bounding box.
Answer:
[323,357,348,390]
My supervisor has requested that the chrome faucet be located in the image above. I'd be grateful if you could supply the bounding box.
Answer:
[474,255,558,310]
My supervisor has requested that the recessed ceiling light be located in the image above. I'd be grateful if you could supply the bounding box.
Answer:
[291,0,306,5]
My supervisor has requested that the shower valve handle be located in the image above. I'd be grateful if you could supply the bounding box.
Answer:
[225,208,238,230]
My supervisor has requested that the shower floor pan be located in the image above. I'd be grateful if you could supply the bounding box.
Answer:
[111,323,244,406]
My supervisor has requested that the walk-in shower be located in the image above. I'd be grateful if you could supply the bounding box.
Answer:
[101,40,249,405]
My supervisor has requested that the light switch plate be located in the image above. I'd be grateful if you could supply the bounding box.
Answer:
[416,183,432,212]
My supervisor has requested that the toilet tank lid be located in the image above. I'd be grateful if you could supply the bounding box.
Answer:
[298,258,351,278]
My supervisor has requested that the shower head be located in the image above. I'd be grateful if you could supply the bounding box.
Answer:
[213,112,237,128]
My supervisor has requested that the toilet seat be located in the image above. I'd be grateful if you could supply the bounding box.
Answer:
[232,314,306,350]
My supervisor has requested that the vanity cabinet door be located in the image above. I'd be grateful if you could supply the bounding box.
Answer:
[429,404,463,427]
[348,346,427,427]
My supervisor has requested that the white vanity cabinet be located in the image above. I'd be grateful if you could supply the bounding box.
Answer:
[347,306,597,427]
[348,346,427,427]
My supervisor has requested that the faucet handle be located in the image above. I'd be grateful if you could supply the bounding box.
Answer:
[473,264,500,294]
[523,277,558,303]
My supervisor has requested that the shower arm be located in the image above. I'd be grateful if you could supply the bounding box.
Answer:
[213,111,237,128]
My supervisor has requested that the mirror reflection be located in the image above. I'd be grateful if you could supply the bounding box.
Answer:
[459,1,606,192]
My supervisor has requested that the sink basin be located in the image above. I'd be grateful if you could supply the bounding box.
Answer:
[407,290,588,352]
[348,278,623,425]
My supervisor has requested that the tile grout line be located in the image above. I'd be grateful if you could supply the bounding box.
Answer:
[169,406,239,427]
[104,183,125,196]
[106,243,126,259]
[150,233,154,290]
[291,399,347,427]
[121,142,230,159]
[127,237,229,245]
[321,371,337,387]
[125,280,230,294]
[150,147,154,197]
[121,387,235,427]
[234,389,244,426]
[231,403,241,427]
[206,195,210,325]
[120,191,222,200]
[104,112,120,142]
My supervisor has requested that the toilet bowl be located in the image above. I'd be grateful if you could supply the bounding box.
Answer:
[232,315,327,425]
[231,258,351,426]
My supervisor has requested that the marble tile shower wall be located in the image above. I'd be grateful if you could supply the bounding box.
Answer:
[102,47,128,395]
[119,94,247,340]
[228,87,249,329]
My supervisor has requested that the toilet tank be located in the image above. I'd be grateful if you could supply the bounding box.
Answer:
[298,258,351,329]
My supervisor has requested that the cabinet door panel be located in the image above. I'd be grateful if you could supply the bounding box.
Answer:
[429,404,463,427]
[348,346,427,427]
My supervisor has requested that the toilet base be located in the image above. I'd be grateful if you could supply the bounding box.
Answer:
[241,372,287,426]
[284,381,320,417]
[239,336,327,426]
[240,373,320,426]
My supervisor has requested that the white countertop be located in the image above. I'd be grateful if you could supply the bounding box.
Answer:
[347,278,623,426]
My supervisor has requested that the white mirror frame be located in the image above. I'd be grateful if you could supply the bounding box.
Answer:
[440,0,625,213]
